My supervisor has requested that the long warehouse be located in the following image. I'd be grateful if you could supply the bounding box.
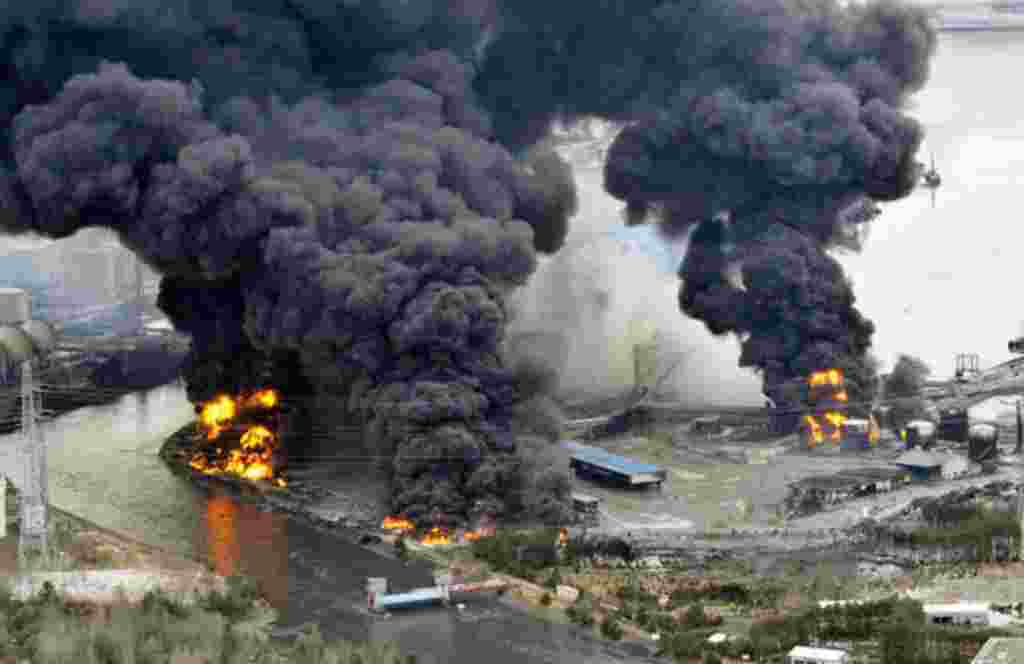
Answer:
[564,441,667,488]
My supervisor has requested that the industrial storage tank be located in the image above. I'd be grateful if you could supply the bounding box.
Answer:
[0,325,37,365]
[0,288,29,325]
[905,420,936,449]
[968,423,999,462]
[939,407,969,442]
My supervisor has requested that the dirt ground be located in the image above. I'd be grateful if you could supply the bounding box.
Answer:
[0,506,226,602]
[564,422,1023,535]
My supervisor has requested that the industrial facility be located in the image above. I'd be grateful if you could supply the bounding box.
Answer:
[564,441,667,489]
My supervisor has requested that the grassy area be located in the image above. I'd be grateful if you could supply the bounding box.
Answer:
[0,574,416,664]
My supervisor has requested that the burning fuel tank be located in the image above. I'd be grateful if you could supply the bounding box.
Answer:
[904,420,936,450]
[968,422,999,462]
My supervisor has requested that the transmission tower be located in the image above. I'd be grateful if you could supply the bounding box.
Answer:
[18,358,47,567]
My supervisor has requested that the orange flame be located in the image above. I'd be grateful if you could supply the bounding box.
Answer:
[835,390,848,402]
[382,516,415,532]
[190,425,283,484]
[558,528,568,546]
[419,527,451,546]
[824,411,847,441]
[808,368,843,387]
[246,389,279,409]
[804,415,824,446]
[192,389,285,484]
[200,395,237,440]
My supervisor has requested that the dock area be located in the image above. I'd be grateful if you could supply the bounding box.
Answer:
[367,576,510,613]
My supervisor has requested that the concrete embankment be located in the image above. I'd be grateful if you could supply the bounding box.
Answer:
[9,569,226,605]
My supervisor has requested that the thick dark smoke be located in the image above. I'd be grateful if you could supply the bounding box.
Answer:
[0,0,933,521]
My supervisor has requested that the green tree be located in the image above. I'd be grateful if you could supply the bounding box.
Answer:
[884,354,933,431]
[600,613,623,640]
[685,603,707,628]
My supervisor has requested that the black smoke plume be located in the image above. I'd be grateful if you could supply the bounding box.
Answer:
[0,0,933,521]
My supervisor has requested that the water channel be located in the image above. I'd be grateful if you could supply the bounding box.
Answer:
[13,382,657,664]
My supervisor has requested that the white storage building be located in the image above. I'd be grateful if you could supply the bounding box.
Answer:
[923,602,990,626]
[786,645,849,664]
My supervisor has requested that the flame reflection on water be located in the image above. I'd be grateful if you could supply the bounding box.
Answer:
[203,493,290,607]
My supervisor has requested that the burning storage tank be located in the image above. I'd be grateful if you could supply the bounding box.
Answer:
[801,369,850,448]
[184,388,288,487]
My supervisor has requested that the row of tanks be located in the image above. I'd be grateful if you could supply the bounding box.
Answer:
[905,412,1000,463]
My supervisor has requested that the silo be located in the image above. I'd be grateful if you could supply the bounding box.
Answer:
[0,288,29,325]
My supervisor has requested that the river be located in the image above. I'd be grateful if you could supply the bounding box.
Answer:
[12,382,656,664]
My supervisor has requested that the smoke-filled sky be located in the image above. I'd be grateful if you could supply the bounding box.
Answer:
[0,0,937,520]
[512,169,765,407]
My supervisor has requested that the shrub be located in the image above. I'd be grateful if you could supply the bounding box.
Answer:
[600,614,623,641]
[199,574,260,622]
[685,603,707,628]
[539,593,552,607]
[703,652,723,664]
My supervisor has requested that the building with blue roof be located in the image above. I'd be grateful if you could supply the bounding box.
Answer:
[564,441,667,488]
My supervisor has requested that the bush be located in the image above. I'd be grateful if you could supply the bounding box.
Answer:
[600,614,623,641]
[566,599,594,627]
[195,574,263,623]
[539,593,552,607]
[703,652,722,664]
[685,603,707,628]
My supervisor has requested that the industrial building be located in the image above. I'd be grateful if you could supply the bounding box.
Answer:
[786,645,849,664]
[564,441,667,488]
[923,603,991,627]
[893,450,944,481]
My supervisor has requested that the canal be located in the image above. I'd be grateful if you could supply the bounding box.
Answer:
[11,382,657,664]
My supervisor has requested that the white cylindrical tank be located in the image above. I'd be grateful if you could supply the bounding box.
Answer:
[0,288,29,325]
[969,423,998,442]
[0,325,35,365]
[907,420,936,438]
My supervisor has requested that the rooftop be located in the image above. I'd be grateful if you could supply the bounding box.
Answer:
[787,645,848,662]
[923,602,991,614]
[893,450,944,468]
[563,441,665,476]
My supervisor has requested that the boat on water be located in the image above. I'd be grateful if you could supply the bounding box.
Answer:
[933,5,1024,32]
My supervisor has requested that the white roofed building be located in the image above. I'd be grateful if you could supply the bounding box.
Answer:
[786,645,849,664]
[924,602,991,626]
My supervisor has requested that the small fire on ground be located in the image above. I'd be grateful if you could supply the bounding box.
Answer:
[189,389,286,487]
[381,517,497,545]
